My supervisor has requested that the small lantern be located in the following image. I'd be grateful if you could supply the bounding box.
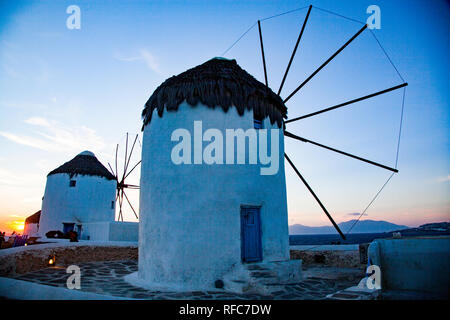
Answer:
[48,255,56,266]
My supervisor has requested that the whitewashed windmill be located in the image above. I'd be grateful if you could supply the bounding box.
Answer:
[137,58,291,291]
[134,4,406,291]
[38,151,117,238]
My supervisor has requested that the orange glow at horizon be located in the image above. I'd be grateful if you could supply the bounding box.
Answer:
[7,220,25,233]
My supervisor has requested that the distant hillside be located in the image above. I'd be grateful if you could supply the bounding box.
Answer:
[289,219,409,235]
[417,222,449,231]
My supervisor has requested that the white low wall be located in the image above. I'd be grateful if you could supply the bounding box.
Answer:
[368,236,450,294]
[0,277,129,300]
[290,245,359,251]
[82,221,138,242]
[109,222,139,242]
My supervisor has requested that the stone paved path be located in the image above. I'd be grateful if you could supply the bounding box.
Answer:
[12,260,361,300]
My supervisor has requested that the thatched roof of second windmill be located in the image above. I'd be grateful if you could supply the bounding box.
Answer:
[142,58,287,129]
[47,151,116,181]
[25,210,41,224]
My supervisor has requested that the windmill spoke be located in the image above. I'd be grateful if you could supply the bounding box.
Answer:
[118,190,123,221]
[123,190,139,219]
[116,190,121,221]
[115,189,120,221]
[284,24,368,103]
[124,160,142,180]
[111,134,141,221]
[284,130,398,172]
[257,20,268,87]
[278,5,312,95]
[118,189,126,222]
[285,83,408,123]
[124,184,140,189]
[115,144,119,183]
[284,153,346,240]
[108,162,116,179]
[122,133,129,182]
[124,134,139,177]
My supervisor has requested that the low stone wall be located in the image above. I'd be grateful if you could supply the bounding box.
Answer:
[290,249,362,268]
[1,243,362,278]
[0,244,138,277]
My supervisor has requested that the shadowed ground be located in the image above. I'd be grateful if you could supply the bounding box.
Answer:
[11,260,363,300]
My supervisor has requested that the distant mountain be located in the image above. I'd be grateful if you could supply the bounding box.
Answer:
[289,219,409,235]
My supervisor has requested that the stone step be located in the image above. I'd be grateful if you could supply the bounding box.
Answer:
[326,286,380,300]
[223,260,303,295]
[250,271,276,278]
[230,280,245,284]
[246,264,269,271]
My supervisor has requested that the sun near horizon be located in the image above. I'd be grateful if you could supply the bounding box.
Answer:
[0,219,25,235]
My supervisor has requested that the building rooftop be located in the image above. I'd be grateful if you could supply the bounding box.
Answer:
[142,58,287,129]
[25,210,41,224]
[47,151,116,181]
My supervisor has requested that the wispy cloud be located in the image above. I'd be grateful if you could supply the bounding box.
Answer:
[1,48,50,83]
[0,168,41,188]
[0,132,51,151]
[347,212,368,216]
[114,49,161,73]
[0,117,106,154]
[24,117,51,126]
[436,175,450,183]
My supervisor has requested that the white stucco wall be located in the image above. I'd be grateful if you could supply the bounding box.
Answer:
[38,173,116,237]
[138,102,289,290]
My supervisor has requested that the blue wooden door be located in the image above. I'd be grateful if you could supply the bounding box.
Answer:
[62,223,75,234]
[241,207,262,262]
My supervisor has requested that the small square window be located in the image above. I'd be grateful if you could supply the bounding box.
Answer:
[69,180,76,187]
[254,119,263,129]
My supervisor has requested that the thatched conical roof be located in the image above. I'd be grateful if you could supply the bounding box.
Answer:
[25,210,41,224]
[47,151,116,181]
[142,58,287,129]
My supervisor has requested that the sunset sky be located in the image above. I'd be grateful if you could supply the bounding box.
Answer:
[0,0,448,234]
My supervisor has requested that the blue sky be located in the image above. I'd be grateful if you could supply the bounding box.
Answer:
[0,0,448,232]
